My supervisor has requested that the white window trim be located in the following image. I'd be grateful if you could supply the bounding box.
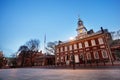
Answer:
[79,43,82,48]
[65,46,67,51]
[91,39,96,46]
[98,37,104,44]
[69,45,72,50]
[80,53,84,60]
[56,48,59,53]
[102,50,108,58]
[60,47,63,52]
[85,41,89,47]
[86,52,91,60]
[74,44,77,49]
[94,51,99,59]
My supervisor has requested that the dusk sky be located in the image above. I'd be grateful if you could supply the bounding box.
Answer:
[0,0,120,57]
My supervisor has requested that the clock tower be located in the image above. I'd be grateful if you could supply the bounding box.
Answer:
[76,18,87,39]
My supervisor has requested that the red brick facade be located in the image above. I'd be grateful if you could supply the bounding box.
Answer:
[55,19,114,66]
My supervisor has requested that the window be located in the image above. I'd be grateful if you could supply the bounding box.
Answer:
[80,53,84,60]
[57,57,59,60]
[74,44,77,49]
[79,43,82,48]
[65,46,67,51]
[60,47,63,52]
[86,52,91,60]
[56,57,59,62]
[75,55,79,63]
[94,51,99,59]
[61,56,63,62]
[69,45,72,50]
[98,37,104,44]
[85,41,89,47]
[102,50,108,58]
[56,48,59,53]
[91,39,96,46]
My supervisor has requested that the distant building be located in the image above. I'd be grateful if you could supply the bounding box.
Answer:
[17,50,55,67]
[55,18,114,66]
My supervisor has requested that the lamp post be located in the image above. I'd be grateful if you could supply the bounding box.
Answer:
[72,53,75,69]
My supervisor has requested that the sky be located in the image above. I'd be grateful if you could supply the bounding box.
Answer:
[0,0,120,57]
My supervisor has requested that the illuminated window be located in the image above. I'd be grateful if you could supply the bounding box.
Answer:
[69,45,72,50]
[86,52,91,60]
[91,39,96,46]
[94,51,99,59]
[79,43,82,48]
[65,46,67,51]
[85,41,89,47]
[74,44,77,49]
[102,50,108,58]
[98,37,104,44]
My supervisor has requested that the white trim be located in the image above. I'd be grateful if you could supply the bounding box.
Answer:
[91,39,96,46]
[75,55,79,63]
[79,43,82,48]
[85,41,89,47]
[74,44,77,49]
[98,37,104,44]
[65,46,67,51]
[102,50,108,58]
[86,52,91,60]
[60,47,63,52]
[94,51,99,59]
[69,45,72,50]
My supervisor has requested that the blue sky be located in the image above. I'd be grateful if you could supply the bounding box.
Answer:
[0,0,120,57]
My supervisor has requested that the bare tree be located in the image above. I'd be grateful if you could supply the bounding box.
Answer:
[0,51,7,68]
[18,45,29,67]
[116,29,120,39]
[110,31,115,40]
[26,39,40,51]
[45,41,58,55]
[25,39,40,66]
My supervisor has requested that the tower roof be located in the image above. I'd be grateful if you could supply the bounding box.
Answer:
[78,18,83,26]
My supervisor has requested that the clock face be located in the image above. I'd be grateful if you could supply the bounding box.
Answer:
[79,30,83,33]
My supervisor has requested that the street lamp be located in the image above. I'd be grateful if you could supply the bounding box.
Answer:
[72,54,75,69]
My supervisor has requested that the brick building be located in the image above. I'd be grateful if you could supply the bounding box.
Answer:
[55,18,114,66]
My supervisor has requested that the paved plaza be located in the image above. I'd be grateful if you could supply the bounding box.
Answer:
[0,68,120,80]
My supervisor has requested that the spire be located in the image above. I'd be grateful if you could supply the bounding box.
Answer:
[77,17,83,26]
[76,17,87,37]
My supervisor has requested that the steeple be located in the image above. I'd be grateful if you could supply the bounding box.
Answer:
[76,18,87,39]
[78,18,83,26]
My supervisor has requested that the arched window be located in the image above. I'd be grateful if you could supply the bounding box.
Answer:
[94,51,99,59]
[86,52,91,60]
[61,56,63,62]
[80,53,84,60]
[102,50,108,58]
